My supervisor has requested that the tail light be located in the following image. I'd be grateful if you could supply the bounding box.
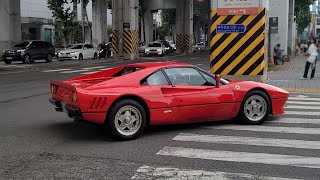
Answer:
[72,91,78,103]
[51,85,58,94]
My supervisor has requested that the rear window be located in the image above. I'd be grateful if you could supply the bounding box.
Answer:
[148,43,162,47]
[112,67,143,77]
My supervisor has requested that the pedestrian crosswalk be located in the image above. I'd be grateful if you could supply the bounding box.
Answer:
[132,95,320,179]
[41,66,110,75]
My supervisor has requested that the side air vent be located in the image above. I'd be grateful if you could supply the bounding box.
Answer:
[89,97,107,110]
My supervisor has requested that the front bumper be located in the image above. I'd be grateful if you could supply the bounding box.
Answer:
[2,53,23,61]
[58,53,78,60]
[49,98,82,119]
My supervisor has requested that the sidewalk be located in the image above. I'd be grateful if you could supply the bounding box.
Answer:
[267,55,320,94]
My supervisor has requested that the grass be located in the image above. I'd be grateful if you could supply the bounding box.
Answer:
[268,63,275,72]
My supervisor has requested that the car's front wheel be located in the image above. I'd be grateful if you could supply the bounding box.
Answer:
[4,59,12,64]
[239,90,271,125]
[107,99,147,140]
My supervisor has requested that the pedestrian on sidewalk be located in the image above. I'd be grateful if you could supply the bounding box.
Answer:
[302,38,317,80]
[274,44,284,65]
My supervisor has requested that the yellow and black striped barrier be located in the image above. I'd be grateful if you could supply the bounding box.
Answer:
[183,34,193,52]
[123,30,139,54]
[210,8,266,76]
[176,34,182,52]
[112,30,119,54]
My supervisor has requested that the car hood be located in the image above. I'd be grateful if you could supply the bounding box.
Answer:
[146,47,162,50]
[59,49,80,53]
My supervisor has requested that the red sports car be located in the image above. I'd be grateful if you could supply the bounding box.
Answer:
[49,62,289,140]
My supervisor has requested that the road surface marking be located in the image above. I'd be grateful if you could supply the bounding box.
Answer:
[173,133,320,150]
[288,97,320,102]
[157,146,320,169]
[131,166,298,180]
[285,105,320,110]
[42,68,72,72]
[268,118,320,124]
[286,101,319,105]
[284,111,320,116]
[81,66,106,70]
[60,69,90,73]
[204,125,320,135]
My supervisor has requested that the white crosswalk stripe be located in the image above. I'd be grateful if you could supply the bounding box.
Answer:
[132,95,320,179]
[131,166,298,180]
[157,146,320,169]
[173,133,320,150]
[41,66,108,74]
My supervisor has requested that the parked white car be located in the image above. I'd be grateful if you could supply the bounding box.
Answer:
[57,44,98,61]
[144,42,165,56]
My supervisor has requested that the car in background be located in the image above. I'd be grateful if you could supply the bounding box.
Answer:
[144,42,165,56]
[2,41,55,64]
[193,42,206,52]
[138,41,147,53]
[57,44,98,61]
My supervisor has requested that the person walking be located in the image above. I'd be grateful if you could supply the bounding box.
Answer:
[302,38,317,80]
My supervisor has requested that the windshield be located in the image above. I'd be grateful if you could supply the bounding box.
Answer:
[13,42,30,48]
[148,43,162,47]
[67,45,83,49]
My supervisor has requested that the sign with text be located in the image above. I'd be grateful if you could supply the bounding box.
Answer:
[217,0,259,15]
[216,24,246,33]
[269,17,278,34]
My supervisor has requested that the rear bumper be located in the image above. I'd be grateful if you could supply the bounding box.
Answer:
[49,98,82,119]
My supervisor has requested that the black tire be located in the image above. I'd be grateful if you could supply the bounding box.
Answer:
[22,54,32,64]
[93,53,98,59]
[45,53,53,62]
[4,59,12,64]
[239,90,271,125]
[106,99,147,140]
[78,54,83,60]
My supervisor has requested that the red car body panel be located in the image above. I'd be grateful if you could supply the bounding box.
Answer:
[50,62,289,125]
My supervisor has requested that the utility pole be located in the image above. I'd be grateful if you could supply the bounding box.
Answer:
[81,0,85,43]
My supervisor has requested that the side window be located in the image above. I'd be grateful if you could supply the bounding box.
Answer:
[164,68,207,86]
[199,71,216,86]
[143,71,169,86]
[32,41,42,48]
[85,44,93,49]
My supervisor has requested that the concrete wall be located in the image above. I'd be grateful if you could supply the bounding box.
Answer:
[148,0,176,10]
[269,0,289,54]
[0,0,21,52]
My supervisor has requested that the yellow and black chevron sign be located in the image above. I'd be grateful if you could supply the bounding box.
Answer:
[176,34,182,51]
[123,30,139,54]
[210,8,266,76]
[112,30,119,54]
[183,34,192,51]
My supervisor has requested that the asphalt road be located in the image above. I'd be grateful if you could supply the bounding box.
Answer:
[1,54,320,180]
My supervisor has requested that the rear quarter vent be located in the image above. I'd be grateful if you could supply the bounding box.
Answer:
[89,97,107,110]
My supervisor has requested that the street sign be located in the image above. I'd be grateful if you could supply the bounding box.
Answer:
[123,23,130,29]
[269,17,278,34]
[217,0,259,15]
[216,24,246,33]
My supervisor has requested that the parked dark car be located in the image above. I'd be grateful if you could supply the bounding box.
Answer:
[2,41,55,64]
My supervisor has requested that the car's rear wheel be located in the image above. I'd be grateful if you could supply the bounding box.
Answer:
[4,59,12,64]
[45,53,53,62]
[93,52,97,59]
[107,99,147,140]
[239,90,270,125]
[22,54,32,64]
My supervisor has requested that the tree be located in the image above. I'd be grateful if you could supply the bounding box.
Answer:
[161,9,176,41]
[47,0,76,46]
[295,0,316,35]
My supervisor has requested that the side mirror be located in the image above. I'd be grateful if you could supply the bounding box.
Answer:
[83,47,87,50]
[215,75,221,88]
